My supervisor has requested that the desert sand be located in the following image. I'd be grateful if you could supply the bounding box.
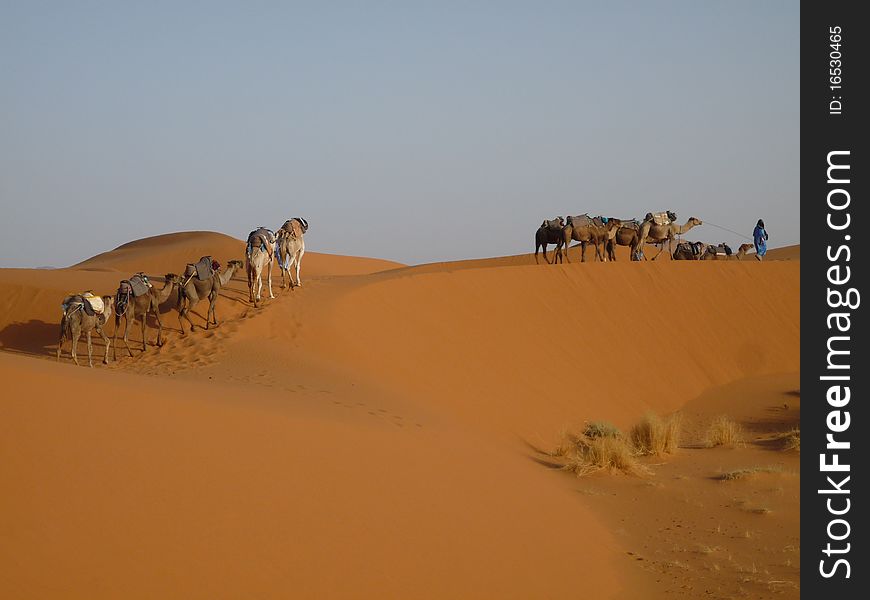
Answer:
[0,232,799,598]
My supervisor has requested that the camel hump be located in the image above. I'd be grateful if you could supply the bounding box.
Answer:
[125,274,151,297]
[566,214,592,227]
[193,256,216,280]
[247,228,275,254]
[540,217,564,230]
[81,292,105,314]
[649,211,674,226]
[63,292,104,315]
[281,218,308,237]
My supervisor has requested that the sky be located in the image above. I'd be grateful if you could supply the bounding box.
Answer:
[0,0,799,267]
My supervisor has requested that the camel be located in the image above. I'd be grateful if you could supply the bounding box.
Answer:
[735,243,754,260]
[634,216,703,260]
[672,242,710,260]
[534,217,565,264]
[554,216,621,263]
[605,221,642,261]
[113,274,180,359]
[275,218,308,288]
[705,243,733,260]
[246,227,276,307]
[57,295,114,367]
[177,259,244,333]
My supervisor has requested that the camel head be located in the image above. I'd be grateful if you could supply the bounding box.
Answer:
[227,259,244,270]
[99,296,114,323]
[164,273,182,286]
[738,243,753,252]
[688,217,702,226]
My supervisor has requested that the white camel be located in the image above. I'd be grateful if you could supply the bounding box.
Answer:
[276,217,308,288]
[245,227,276,307]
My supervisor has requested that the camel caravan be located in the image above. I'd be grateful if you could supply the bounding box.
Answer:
[535,210,746,263]
[57,218,308,367]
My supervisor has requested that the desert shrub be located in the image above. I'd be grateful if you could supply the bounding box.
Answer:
[550,427,580,458]
[630,412,682,455]
[562,435,642,477]
[583,420,622,439]
[780,428,800,451]
[705,416,742,448]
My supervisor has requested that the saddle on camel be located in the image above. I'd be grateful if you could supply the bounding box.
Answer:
[186,256,221,282]
[645,210,677,226]
[115,273,152,315]
[247,227,275,257]
[279,217,309,238]
[62,291,107,319]
[566,214,608,228]
[675,241,706,257]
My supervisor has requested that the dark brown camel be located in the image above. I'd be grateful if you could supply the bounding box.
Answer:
[534,217,565,264]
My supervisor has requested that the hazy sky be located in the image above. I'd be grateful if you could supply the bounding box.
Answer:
[1,1,799,267]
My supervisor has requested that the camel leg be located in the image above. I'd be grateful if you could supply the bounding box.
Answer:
[86,331,94,368]
[295,249,304,286]
[267,259,275,298]
[252,267,261,307]
[154,308,164,347]
[207,291,217,328]
[57,318,66,362]
[122,316,134,358]
[650,244,665,261]
[112,319,118,360]
[140,314,148,351]
[99,326,111,364]
[580,242,587,263]
[178,297,189,334]
[181,298,197,332]
[246,262,255,304]
[71,328,81,367]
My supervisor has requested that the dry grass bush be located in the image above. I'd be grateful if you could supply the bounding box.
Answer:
[550,426,579,458]
[562,435,643,477]
[583,420,622,439]
[551,413,685,477]
[779,428,800,451]
[550,422,643,476]
[705,416,742,448]
[630,412,682,455]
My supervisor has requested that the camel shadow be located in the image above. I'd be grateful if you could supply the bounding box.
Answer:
[0,319,58,357]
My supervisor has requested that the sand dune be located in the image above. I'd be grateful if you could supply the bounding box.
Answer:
[0,232,800,598]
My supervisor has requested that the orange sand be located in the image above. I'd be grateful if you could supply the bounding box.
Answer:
[0,231,800,598]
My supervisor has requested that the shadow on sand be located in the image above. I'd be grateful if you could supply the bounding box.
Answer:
[0,319,59,357]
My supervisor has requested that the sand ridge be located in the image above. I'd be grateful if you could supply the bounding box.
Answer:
[0,230,800,598]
